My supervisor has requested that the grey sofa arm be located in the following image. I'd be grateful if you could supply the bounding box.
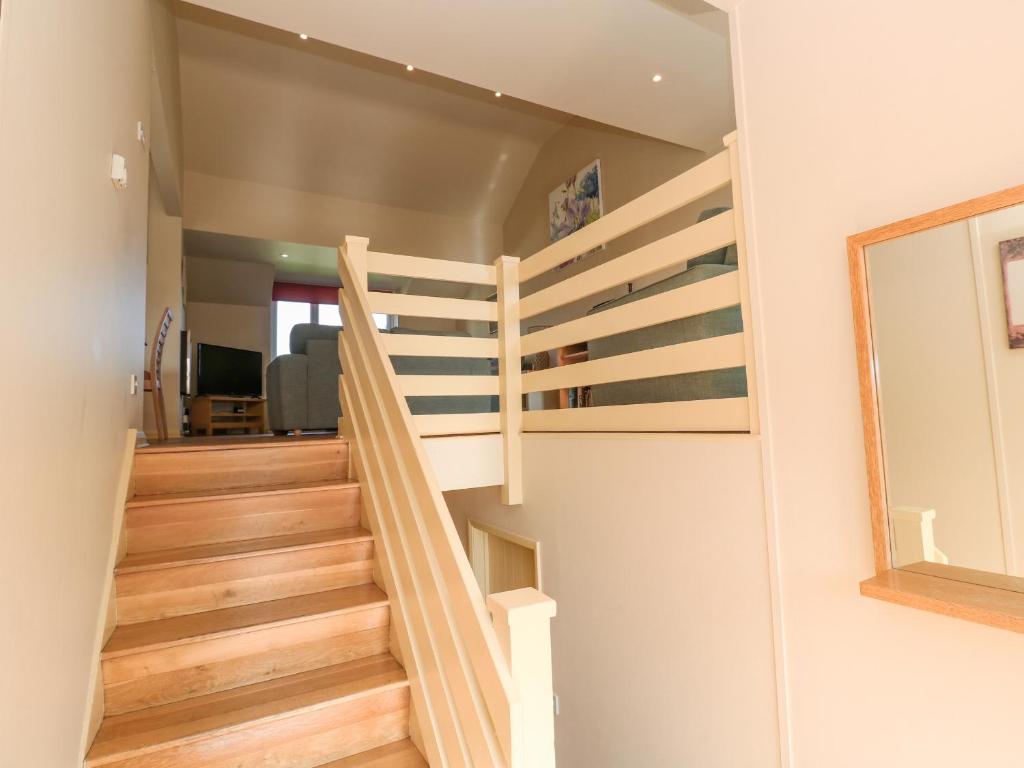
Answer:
[306,339,342,429]
[267,353,309,432]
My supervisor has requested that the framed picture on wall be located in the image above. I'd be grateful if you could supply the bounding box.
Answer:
[549,159,604,269]
[999,235,1024,348]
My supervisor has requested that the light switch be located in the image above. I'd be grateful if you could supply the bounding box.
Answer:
[111,154,128,190]
[129,373,139,395]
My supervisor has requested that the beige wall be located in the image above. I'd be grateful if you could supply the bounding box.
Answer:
[445,435,780,767]
[0,0,151,764]
[867,222,1005,572]
[185,256,274,393]
[504,117,732,327]
[184,170,502,267]
[145,168,185,437]
[725,0,1024,764]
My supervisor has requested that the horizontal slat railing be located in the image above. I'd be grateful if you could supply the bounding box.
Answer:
[383,333,499,359]
[519,208,736,319]
[522,398,750,432]
[369,292,498,322]
[521,333,746,394]
[520,271,740,356]
[368,250,498,285]
[338,237,521,766]
[519,149,732,282]
[400,374,500,397]
[515,132,757,436]
[415,412,503,437]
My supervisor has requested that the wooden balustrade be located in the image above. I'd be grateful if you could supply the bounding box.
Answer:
[335,132,757,764]
[338,236,524,766]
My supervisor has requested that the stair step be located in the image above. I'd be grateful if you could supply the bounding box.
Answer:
[132,438,348,497]
[114,527,375,623]
[104,584,388,659]
[118,527,373,572]
[323,739,427,767]
[126,480,361,553]
[86,654,410,768]
[102,585,390,716]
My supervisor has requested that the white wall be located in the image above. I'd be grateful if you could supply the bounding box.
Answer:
[145,167,185,437]
[185,256,274,392]
[0,0,151,764]
[445,435,781,767]
[723,0,1024,765]
[867,222,1005,572]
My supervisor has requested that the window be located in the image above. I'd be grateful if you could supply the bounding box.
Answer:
[318,303,342,327]
[274,300,311,357]
[274,299,395,357]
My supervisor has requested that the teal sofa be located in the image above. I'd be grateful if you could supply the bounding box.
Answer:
[586,207,748,406]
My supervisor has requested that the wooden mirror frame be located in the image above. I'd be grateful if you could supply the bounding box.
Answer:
[849,182,1024,634]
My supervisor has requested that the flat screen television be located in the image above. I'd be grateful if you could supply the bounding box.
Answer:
[196,343,263,397]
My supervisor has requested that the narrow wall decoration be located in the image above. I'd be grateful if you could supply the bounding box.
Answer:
[999,235,1024,348]
[549,159,604,269]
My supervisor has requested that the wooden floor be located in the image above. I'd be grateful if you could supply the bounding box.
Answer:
[86,435,426,768]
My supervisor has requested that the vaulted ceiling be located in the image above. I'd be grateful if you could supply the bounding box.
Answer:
[180,0,733,153]
[177,4,573,223]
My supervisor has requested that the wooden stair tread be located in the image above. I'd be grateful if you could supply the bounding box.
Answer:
[117,526,372,572]
[322,739,427,767]
[103,584,388,658]
[86,654,407,766]
[136,435,346,454]
[127,478,359,507]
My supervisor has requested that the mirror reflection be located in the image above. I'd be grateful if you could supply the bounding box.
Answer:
[867,200,1024,581]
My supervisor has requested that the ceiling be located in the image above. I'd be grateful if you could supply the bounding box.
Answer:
[177,5,573,222]
[179,0,733,153]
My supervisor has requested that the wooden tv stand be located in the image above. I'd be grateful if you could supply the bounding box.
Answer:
[191,395,267,436]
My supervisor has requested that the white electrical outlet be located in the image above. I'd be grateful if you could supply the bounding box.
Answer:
[129,373,139,395]
[553,694,560,716]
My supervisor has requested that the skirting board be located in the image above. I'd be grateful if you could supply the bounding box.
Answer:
[78,428,136,762]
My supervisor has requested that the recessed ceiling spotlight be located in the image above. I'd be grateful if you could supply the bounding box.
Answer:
[406,64,415,72]
[494,91,502,98]
[281,253,290,259]
[652,73,663,83]
[299,33,309,40]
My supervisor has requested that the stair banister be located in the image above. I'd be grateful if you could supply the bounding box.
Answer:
[338,235,559,767]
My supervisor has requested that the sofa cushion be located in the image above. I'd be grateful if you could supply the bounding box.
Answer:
[587,263,747,406]
[290,323,340,355]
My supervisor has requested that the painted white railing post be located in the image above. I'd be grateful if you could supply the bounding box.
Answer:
[495,255,523,505]
[488,588,557,768]
[723,131,760,435]
[339,235,371,477]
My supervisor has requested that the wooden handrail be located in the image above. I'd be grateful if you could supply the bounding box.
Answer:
[338,236,538,766]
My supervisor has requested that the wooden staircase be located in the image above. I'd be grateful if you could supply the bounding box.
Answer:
[85,437,427,768]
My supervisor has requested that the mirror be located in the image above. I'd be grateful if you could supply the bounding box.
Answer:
[861,195,1024,586]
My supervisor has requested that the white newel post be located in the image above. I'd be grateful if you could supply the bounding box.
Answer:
[339,236,370,477]
[495,255,523,505]
[722,131,760,435]
[488,588,557,768]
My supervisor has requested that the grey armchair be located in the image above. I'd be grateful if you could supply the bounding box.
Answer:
[267,323,498,433]
[267,324,341,433]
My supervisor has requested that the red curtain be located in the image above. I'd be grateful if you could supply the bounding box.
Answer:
[272,282,340,305]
